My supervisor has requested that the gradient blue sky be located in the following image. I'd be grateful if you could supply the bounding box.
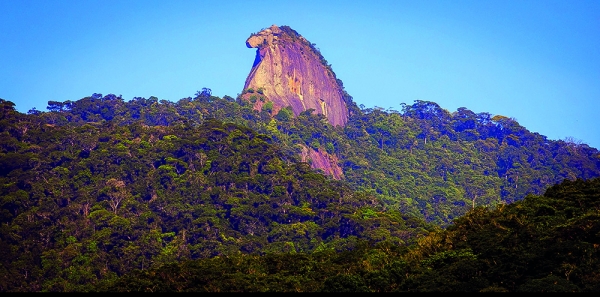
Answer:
[1,0,599,149]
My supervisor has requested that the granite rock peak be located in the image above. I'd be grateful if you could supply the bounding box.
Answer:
[242,25,349,127]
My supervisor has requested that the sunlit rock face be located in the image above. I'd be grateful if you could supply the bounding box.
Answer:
[299,144,344,180]
[243,25,348,127]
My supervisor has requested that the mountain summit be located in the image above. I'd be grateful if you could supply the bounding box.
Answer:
[242,25,349,126]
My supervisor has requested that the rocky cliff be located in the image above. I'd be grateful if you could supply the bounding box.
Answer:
[299,145,344,180]
[242,25,349,127]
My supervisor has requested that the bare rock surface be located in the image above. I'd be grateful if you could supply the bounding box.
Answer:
[243,25,349,127]
[299,145,344,180]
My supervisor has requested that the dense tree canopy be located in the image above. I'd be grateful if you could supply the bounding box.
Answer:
[0,92,598,291]
[101,178,600,292]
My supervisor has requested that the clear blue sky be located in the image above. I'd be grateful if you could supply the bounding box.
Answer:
[1,0,599,149]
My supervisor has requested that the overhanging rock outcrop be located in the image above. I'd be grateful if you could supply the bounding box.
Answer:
[242,25,349,127]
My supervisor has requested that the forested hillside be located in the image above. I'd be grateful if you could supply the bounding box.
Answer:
[0,98,431,291]
[1,90,599,291]
[101,177,600,292]
[25,90,600,226]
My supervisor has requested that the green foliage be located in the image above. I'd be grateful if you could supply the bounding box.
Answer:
[275,106,293,122]
[101,178,600,292]
[1,92,599,292]
[0,104,431,291]
[262,101,274,114]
